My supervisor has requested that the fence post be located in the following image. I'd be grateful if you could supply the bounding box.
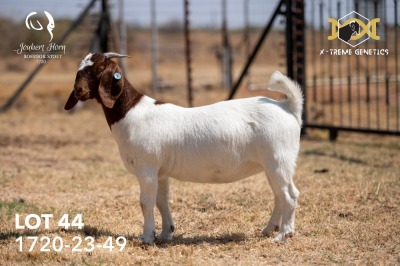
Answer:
[184,0,193,107]
[151,0,158,93]
[222,0,232,90]
[243,0,251,88]
[285,0,294,79]
[294,0,307,135]
[100,0,109,52]
[119,0,128,75]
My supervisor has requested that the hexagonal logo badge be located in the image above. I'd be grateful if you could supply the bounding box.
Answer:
[327,11,380,47]
[338,11,369,47]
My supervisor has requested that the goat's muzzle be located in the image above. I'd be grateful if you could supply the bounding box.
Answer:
[74,86,91,101]
[64,85,91,110]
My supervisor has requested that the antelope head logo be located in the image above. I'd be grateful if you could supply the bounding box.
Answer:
[25,11,55,42]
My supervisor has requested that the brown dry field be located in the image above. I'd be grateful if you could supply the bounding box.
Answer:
[0,53,399,265]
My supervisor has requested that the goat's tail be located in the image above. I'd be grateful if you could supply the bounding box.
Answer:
[268,71,304,126]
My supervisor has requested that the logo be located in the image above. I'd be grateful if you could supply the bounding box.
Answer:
[12,11,66,64]
[25,11,55,42]
[327,11,380,47]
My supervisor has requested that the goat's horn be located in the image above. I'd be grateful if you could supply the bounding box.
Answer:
[104,52,130,59]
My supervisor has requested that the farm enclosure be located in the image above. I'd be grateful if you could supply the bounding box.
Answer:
[0,0,400,264]
[0,59,399,264]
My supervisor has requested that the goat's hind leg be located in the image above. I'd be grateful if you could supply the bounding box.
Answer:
[273,179,299,243]
[262,161,299,243]
[262,174,282,237]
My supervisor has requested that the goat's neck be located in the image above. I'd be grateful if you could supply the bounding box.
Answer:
[101,78,143,129]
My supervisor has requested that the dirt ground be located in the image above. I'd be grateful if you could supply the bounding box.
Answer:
[0,59,399,265]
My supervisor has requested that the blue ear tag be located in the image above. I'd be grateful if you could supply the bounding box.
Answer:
[114,72,122,80]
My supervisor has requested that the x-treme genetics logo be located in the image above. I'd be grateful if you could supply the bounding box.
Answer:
[320,10,389,56]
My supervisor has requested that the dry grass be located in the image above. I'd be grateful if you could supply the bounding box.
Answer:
[0,55,399,265]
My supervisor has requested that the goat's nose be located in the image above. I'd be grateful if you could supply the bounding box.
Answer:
[75,87,83,95]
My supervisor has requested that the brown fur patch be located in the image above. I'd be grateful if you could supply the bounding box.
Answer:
[101,78,143,128]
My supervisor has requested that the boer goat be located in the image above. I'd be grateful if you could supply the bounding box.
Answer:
[339,21,361,42]
[65,52,303,244]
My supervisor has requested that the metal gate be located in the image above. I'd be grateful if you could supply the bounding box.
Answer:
[228,0,399,139]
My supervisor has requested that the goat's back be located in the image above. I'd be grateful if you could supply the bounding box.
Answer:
[111,96,300,183]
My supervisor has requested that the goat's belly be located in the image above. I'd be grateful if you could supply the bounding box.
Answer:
[163,160,264,183]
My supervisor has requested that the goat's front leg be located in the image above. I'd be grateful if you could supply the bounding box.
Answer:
[137,170,158,245]
[157,176,174,242]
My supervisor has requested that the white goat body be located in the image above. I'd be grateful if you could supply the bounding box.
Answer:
[113,95,298,184]
[111,71,302,243]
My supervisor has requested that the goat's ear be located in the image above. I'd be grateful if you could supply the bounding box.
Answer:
[98,64,124,109]
[64,90,79,110]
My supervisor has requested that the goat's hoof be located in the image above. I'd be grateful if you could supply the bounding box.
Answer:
[262,225,279,237]
[139,234,155,245]
[158,232,173,243]
[157,230,173,242]
[272,231,293,244]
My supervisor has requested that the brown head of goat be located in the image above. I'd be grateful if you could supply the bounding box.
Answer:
[65,52,143,127]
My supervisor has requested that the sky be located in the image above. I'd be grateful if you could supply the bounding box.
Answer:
[0,0,275,29]
[0,0,397,29]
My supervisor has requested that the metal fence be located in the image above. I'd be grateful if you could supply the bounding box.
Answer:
[1,0,399,139]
